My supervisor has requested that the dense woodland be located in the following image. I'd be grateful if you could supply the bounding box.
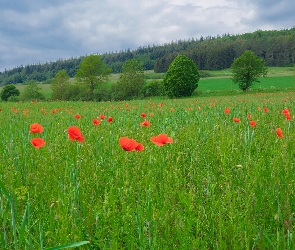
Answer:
[0,27,295,86]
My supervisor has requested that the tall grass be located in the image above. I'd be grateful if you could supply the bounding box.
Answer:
[0,91,295,248]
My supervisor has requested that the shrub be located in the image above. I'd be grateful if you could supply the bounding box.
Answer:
[163,55,200,98]
[0,84,20,101]
[144,80,165,97]
[19,80,45,101]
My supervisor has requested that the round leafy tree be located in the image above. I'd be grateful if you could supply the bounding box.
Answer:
[0,84,20,101]
[163,55,200,98]
[231,50,267,91]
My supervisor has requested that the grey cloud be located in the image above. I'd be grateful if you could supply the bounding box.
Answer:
[0,0,294,71]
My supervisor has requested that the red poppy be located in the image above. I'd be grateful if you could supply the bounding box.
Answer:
[108,117,113,122]
[99,114,106,119]
[233,118,240,123]
[282,109,289,114]
[68,126,84,142]
[74,114,81,119]
[247,114,252,119]
[140,113,147,118]
[276,128,283,138]
[249,121,256,128]
[150,134,173,146]
[263,107,269,113]
[224,108,230,114]
[30,123,44,134]
[119,137,144,151]
[30,138,46,148]
[285,113,292,120]
[149,113,154,117]
[140,120,150,127]
[92,118,100,126]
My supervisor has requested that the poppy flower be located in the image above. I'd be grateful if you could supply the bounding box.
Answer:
[119,137,144,151]
[150,134,173,146]
[108,117,113,122]
[30,123,44,134]
[224,108,230,114]
[276,128,283,138]
[247,114,252,119]
[92,118,100,126]
[74,114,81,119]
[99,114,106,119]
[249,121,256,128]
[140,113,147,118]
[140,120,150,127]
[30,138,46,148]
[285,113,292,120]
[282,109,289,114]
[263,107,269,113]
[233,118,240,123]
[68,126,84,142]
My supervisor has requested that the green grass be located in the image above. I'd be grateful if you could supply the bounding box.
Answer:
[1,92,295,248]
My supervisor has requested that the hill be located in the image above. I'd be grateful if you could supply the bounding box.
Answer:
[0,27,294,86]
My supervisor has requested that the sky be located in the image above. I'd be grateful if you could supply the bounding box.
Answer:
[0,0,294,72]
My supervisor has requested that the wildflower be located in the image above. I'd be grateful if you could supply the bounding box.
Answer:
[30,138,46,148]
[30,123,44,134]
[285,113,292,120]
[249,121,257,128]
[247,114,252,119]
[108,117,113,122]
[281,109,289,115]
[68,126,84,142]
[276,128,283,138]
[140,113,147,118]
[264,107,269,113]
[224,108,230,114]
[150,134,173,146]
[149,113,154,117]
[99,114,106,119]
[74,114,81,119]
[92,118,100,126]
[119,137,144,151]
[233,118,240,123]
[140,120,150,127]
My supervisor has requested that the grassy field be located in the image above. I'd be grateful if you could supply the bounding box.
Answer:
[1,90,295,249]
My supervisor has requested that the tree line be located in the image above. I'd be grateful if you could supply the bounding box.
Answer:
[0,27,295,86]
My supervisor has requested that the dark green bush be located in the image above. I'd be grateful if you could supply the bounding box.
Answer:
[0,84,20,101]
[163,55,200,98]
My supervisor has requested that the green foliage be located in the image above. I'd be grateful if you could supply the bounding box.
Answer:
[231,50,268,91]
[51,70,70,100]
[76,54,112,99]
[112,59,145,100]
[144,80,165,97]
[63,83,89,101]
[19,80,45,101]
[163,54,200,98]
[0,84,20,101]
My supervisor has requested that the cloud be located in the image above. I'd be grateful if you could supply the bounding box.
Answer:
[0,0,294,71]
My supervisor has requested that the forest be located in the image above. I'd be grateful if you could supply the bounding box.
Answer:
[0,27,294,86]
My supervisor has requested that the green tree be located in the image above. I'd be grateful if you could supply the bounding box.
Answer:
[113,59,145,100]
[163,55,200,98]
[0,84,20,101]
[19,80,45,101]
[231,50,267,91]
[51,70,70,100]
[75,54,111,100]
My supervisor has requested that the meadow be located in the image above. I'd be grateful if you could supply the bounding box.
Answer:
[1,89,295,249]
